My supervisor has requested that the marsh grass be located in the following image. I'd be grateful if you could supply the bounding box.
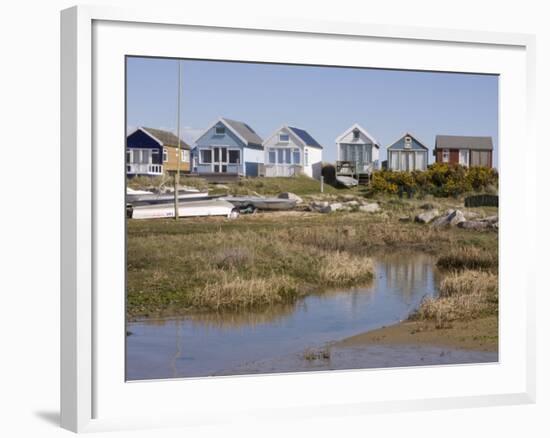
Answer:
[127,205,497,317]
[318,251,373,286]
[436,246,497,271]
[411,270,498,328]
[188,273,300,311]
[127,220,376,317]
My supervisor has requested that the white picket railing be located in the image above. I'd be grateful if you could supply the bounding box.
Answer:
[263,164,303,177]
[126,163,163,175]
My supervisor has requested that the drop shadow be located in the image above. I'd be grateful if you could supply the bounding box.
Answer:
[34,410,60,427]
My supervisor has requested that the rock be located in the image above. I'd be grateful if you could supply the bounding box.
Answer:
[310,201,332,213]
[329,202,343,212]
[457,220,490,230]
[449,210,466,226]
[482,215,498,224]
[415,209,439,224]
[359,203,380,213]
[278,192,303,204]
[463,211,481,219]
[433,209,466,228]
[344,200,360,207]
[312,201,329,208]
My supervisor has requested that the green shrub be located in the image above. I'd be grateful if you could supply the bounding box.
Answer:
[467,166,499,191]
[368,164,498,198]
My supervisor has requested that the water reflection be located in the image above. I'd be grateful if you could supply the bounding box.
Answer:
[126,252,439,380]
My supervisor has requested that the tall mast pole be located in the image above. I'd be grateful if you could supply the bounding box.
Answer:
[174,61,181,220]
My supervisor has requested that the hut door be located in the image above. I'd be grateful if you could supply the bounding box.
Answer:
[213,147,228,173]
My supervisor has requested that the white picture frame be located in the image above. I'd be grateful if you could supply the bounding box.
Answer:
[60,5,536,433]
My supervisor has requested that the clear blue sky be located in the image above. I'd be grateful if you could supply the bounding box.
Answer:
[126,57,498,166]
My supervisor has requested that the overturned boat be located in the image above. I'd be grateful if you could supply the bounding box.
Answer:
[219,196,297,211]
[128,199,239,220]
[126,188,214,206]
[335,175,359,188]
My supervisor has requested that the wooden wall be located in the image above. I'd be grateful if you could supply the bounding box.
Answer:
[163,146,190,173]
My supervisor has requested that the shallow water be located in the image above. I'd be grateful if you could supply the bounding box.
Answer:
[225,344,498,376]
[126,252,488,380]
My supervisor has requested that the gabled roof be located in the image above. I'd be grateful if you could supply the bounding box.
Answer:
[137,127,191,149]
[195,117,263,148]
[287,126,323,149]
[335,123,380,148]
[222,118,263,147]
[435,135,493,151]
[387,132,429,150]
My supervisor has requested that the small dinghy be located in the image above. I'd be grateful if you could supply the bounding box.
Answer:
[336,175,359,188]
[220,196,297,211]
[128,199,239,220]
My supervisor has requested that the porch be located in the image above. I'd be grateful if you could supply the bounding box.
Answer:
[336,160,373,185]
[126,163,163,176]
[260,164,303,177]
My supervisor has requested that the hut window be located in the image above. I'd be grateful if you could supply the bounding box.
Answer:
[459,150,469,166]
[416,151,425,170]
[279,133,290,142]
[340,144,347,161]
[292,149,301,164]
[404,136,412,148]
[442,149,450,163]
[200,149,212,164]
[126,149,132,163]
[278,148,291,164]
[228,150,240,164]
[215,126,225,135]
[268,150,276,164]
[390,152,399,170]
[163,148,168,162]
[353,129,360,140]
[478,151,490,167]
[304,149,309,166]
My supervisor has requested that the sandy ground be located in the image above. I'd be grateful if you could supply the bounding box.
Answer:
[335,316,498,352]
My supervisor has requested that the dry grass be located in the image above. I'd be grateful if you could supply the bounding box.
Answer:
[318,251,373,286]
[127,221,375,317]
[439,270,498,297]
[411,270,498,328]
[436,246,497,271]
[127,203,497,317]
[187,273,299,311]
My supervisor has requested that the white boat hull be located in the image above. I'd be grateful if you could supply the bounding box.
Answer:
[127,191,211,205]
[336,175,359,187]
[130,200,239,219]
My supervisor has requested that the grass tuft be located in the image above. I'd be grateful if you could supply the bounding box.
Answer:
[411,270,498,328]
[436,246,497,271]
